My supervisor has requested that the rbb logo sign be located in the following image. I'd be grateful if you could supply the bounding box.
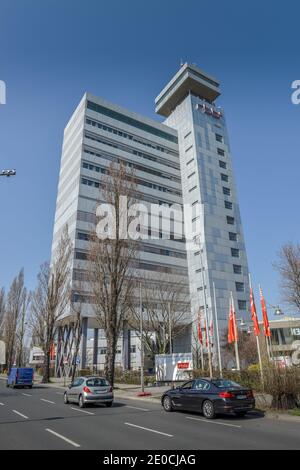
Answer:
[0,80,6,105]
[177,362,190,369]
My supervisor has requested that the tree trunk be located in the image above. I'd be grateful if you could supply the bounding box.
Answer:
[105,332,117,387]
[42,349,51,383]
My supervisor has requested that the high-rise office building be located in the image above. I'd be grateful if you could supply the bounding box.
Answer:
[52,93,190,373]
[51,63,250,373]
[156,63,250,339]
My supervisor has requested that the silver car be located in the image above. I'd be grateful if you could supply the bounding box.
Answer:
[64,376,113,408]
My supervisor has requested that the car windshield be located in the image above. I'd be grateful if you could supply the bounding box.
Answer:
[212,379,241,389]
[86,378,109,387]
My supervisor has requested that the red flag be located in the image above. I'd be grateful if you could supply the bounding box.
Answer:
[197,314,203,345]
[228,297,236,343]
[250,288,260,336]
[259,286,271,337]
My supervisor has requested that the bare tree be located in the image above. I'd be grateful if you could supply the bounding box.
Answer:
[274,243,300,311]
[4,269,28,370]
[129,275,191,363]
[69,280,84,383]
[15,289,31,367]
[88,162,138,386]
[30,226,72,383]
[0,288,5,338]
[221,330,258,369]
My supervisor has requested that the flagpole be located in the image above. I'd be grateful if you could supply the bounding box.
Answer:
[213,282,222,377]
[199,247,213,378]
[259,284,272,362]
[248,274,264,385]
[231,292,240,371]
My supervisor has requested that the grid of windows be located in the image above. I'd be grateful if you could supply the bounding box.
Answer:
[86,117,177,156]
[87,101,178,143]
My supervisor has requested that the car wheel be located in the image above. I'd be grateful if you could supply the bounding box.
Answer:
[162,395,173,412]
[79,395,85,408]
[202,400,216,419]
[235,411,247,417]
[64,392,69,404]
[105,402,113,407]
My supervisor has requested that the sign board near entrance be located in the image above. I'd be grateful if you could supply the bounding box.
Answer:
[155,353,193,382]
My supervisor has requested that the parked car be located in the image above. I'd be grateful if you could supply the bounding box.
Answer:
[64,376,113,408]
[161,378,255,419]
[6,367,34,388]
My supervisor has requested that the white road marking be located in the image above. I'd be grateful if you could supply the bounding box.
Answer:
[12,410,28,419]
[125,405,149,412]
[45,428,80,448]
[70,407,94,415]
[22,393,32,397]
[125,422,173,437]
[186,416,242,428]
[0,402,5,406]
[41,398,55,404]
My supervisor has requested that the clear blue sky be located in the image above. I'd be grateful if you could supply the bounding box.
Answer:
[0,0,299,316]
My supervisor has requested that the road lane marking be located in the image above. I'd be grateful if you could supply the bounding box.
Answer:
[12,410,28,419]
[70,407,94,415]
[0,402,5,406]
[125,422,173,437]
[41,399,55,404]
[45,428,80,448]
[22,393,32,397]
[186,416,242,428]
[125,405,149,412]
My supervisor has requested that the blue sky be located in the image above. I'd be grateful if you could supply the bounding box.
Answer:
[0,0,299,316]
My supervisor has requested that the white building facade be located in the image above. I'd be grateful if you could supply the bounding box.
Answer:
[51,63,250,373]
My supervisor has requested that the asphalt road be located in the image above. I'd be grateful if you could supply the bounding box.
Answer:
[0,380,299,450]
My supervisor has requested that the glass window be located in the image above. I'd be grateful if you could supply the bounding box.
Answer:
[231,248,239,257]
[229,232,237,241]
[225,201,233,210]
[212,379,241,389]
[215,133,223,143]
[86,378,109,387]
[236,282,245,292]
[181,381,194,390]
[219,160,227,169]
[238,300,247,310]
[233,264,242,274]
[194,379,211,391]
[221,173,228,182]
[223,187,231,196]
[217,148,225,156]
[87,101,178,143]
[227,216,235,225]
